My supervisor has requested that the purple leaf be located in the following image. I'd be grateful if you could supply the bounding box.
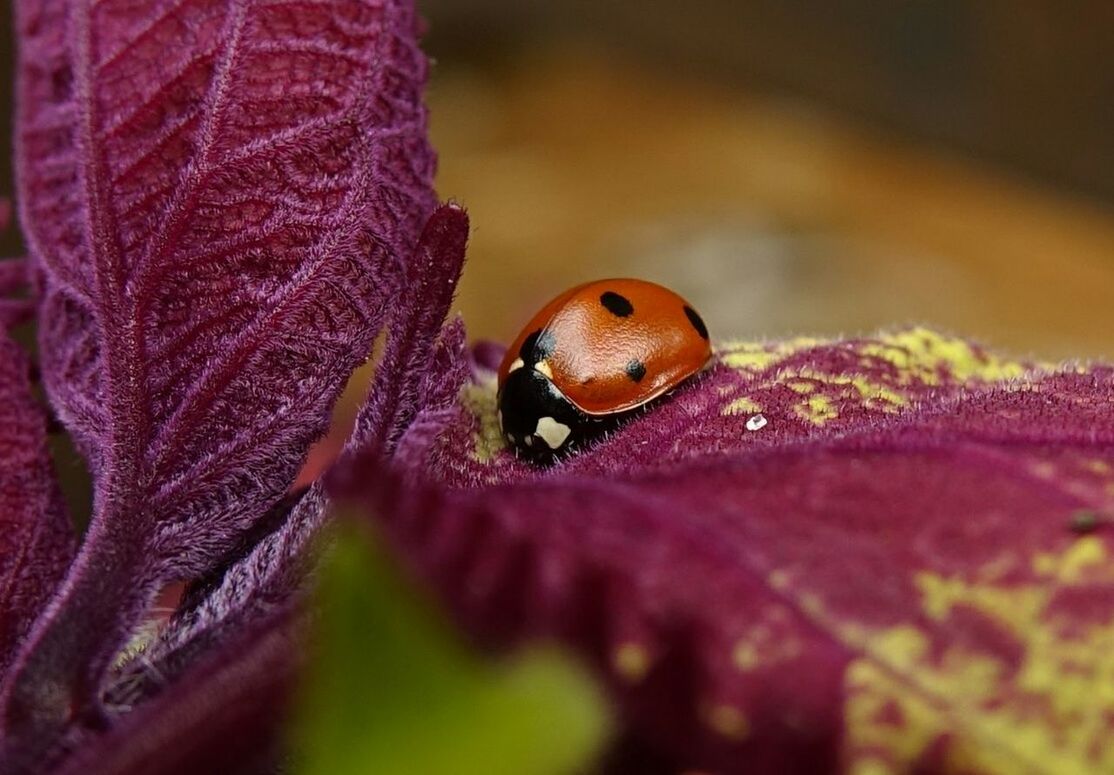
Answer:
[0,260,35,329]
[334,329,1114,772]
[108,488,324,710]
[0,204,33,327]
[0,333,74,676]
[353,202,469,454]
[56,607,299,775]
[6,0,435,748]
[114,203,469,703]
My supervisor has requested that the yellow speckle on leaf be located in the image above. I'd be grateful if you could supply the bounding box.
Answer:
[768,569,792,590]
[718,337,821,372]
[1030,461,1057,479]
[799,591,828,616]
[916,572,1046,633]
[844,656,951,771]
[842,557,1114,774]
[1085,459,1111,475]
[703,704,749,741]
[1032,536,1108,584]
[719,347,781,372]
[717,328,1038,427]
[870,626,930,670]
[788,367,907,409]
[612,643,650,683]
[850,757,898,775]
[732,624,801,672]
[732,641,760,672]
[862,327,1030,385]
[796,394,838,425]
[459,377,504,464]
[723,396,762,416]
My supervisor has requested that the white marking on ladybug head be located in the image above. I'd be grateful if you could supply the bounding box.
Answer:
[535,360,554,380]
[524,435,534,447]
[535,416,571,450]
[508,357,525,373]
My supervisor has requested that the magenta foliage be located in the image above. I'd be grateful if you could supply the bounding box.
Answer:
[6,0,436,758]
[0,333,74,678]
[85,202,468,769]
[0,260,36,329]
[331,337,1114,773]
[10,0,1114,771]
[0,201,35,327]
[351,202,470,453]
[56,607,300,775]
[113,203,468,702]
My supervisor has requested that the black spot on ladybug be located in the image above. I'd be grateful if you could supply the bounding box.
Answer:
[600,291,634,317]
[535,331,556,359]
[498,367,586,459]
[519,330,540,361]
[625,359,646,382]
[519,329,556,364]
[684,305,709,339]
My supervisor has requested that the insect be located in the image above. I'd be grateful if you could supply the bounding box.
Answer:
[497,278,712,457]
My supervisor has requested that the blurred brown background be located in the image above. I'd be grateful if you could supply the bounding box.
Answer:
[3,0,1114,362]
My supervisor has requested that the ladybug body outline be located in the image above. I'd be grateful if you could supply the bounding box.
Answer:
[497,278,712,456]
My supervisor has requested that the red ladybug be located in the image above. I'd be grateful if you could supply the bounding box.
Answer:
[497,278,712,456]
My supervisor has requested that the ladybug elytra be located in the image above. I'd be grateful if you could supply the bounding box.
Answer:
[497,278,712,457]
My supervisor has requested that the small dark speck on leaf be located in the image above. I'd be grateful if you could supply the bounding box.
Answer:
[1070,510,1102,534]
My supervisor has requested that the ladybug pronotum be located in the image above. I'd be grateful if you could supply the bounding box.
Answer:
[497,278,712,457]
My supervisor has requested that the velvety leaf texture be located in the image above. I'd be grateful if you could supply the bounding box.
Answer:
[334,328,1114,774]
[11,0,1114,771]
[7,0,435,752]
[0,260,35,329]
[0,202,35,328]
[56,607,300,775]
[0,334,74,677]
[114,204,468,704]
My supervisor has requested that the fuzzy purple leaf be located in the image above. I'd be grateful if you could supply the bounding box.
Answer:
[0,198,33,326]
[56,608,300,775]
[113,203,469,704]
[0,259,35,329]
[0,333,74,677]
[352,202,470,453]
[333,329,1114,773]
[6,0,435,750]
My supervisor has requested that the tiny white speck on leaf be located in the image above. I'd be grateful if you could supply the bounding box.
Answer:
[745,414,768,432]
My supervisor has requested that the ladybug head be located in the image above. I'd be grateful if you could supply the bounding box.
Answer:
[498,367,585,457]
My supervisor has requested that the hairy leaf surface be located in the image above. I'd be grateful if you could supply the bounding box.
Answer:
[337,329,1114,773]
[110,204,469,705]
[0,202,34,327]
[9,0,435,744]
[0,334,74,677]
[56,607,300,775]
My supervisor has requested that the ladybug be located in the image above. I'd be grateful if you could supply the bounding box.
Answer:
[497,278,712,457]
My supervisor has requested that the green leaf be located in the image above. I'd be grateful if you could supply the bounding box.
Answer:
[292,520,610,775]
